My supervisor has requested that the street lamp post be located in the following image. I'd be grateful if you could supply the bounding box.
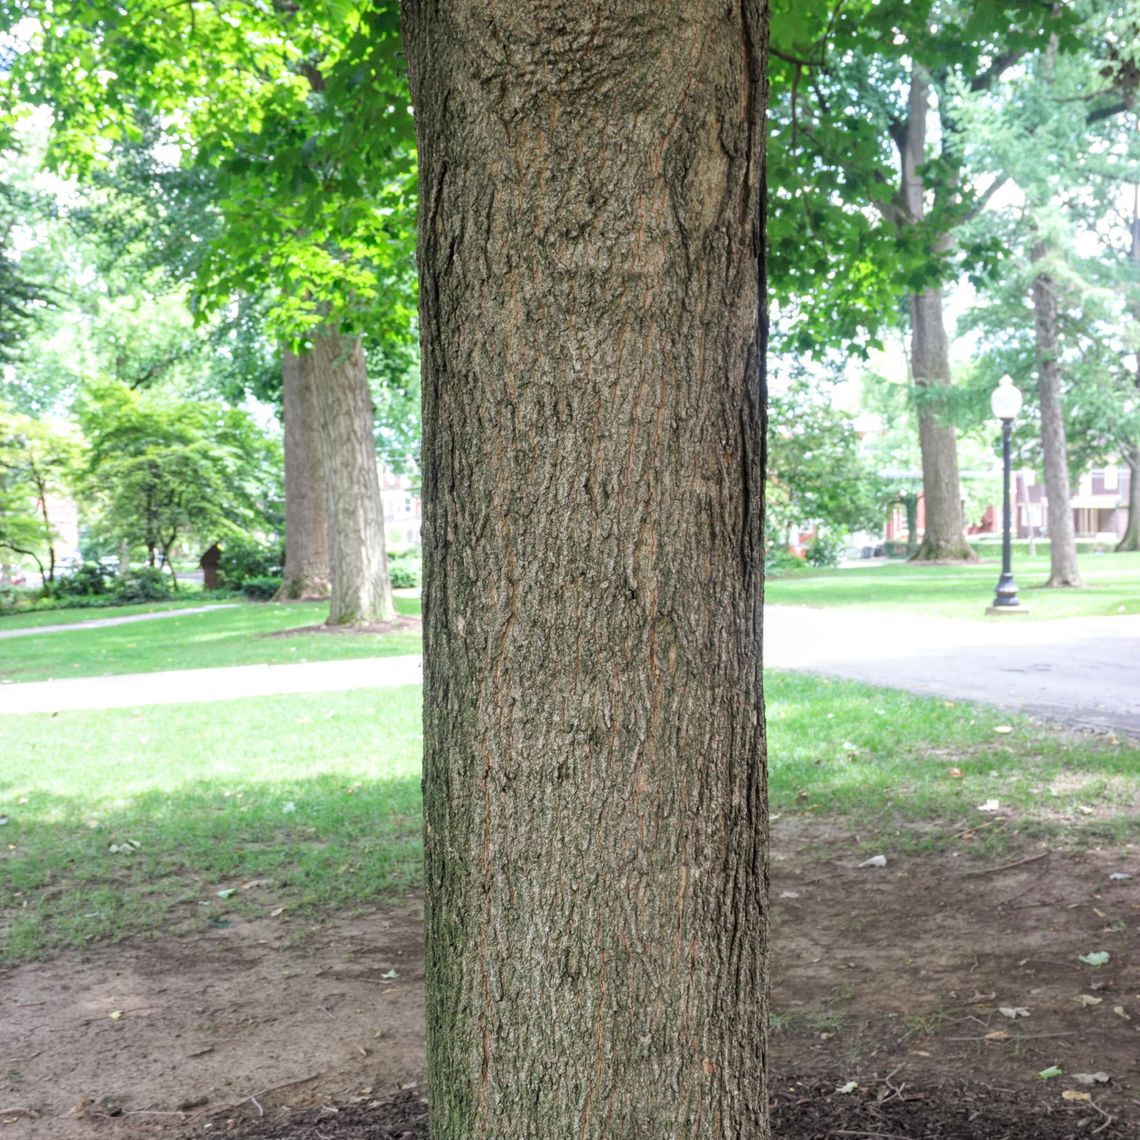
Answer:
[988,375,1024,614]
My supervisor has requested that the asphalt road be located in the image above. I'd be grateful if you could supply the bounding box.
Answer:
[764,606,1140,737]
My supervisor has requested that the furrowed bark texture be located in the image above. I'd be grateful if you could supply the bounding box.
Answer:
[304,327,394,625]
[899,71,974,563]
[1031,244,1082,587]
[405,3,769,1137]
[1117,212,1140,552]
[278,347,332,601]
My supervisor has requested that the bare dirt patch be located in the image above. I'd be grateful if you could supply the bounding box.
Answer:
[3,821,1136,1138]
[267,615,421,638]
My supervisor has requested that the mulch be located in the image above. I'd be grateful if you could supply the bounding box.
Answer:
[189,1076,1133,1139]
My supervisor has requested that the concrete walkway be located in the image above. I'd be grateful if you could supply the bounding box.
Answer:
[0,604,236,640]
[0,606,1136,736]
[0,655,422,715]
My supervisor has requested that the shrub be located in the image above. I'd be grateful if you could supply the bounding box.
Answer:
[51,561,117,598]
[765,547,807,577]
[805,532,846,568]
[240,575,282,601]
[218,537,284,590]
[114,567,175,603]
[387,551,421,589]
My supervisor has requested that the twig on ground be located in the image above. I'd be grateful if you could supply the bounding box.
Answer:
[248,1095,264,1118]
[0,1107,37,1119]
[961,850,1049,878]
[1089,1097,1116,1136]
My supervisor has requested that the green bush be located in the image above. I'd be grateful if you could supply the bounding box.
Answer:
[51,561,117,598]
[765,547,807,577]
[387,551,421,589]
[114,567,175,603]
[805,532,845,568]
[240,575,282,601]
[218,537,284,590]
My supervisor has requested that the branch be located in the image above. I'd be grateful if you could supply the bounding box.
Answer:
[1087,99,1130,125]
[970,49,1024,93]
[961,174,1009,222]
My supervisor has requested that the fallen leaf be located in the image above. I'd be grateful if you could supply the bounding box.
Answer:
[858,855,887,868]
[1074,994,1103,1007]
[269,907,285,917]
[984,1030,1012,1042]
[993,725,1013,734]
[977,799,1001,813]
[1072,1072,1111,1085]
[1079,951,1110,967]
[1108,872,1132,882]
[381,969,399,980]
[216,888,237,899]
[1062,1090,1091,1102]
[947,768,964,779]
[835,1081,858,1094]
[1113,1006,1130,1020]
[779,890,801,899]
[999,1007,1031,1019]
[1076,805,1095,815]
[109,1010,124,1021]
[1038,1066,1062,1080]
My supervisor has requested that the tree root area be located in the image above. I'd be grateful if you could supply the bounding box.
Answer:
[3,821,1135,1139]
[184,1075,1134,1139]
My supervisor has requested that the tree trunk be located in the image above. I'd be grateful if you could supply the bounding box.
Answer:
[1031,242,1082,586]
[1116,208,1140,552]
[897,71,974,562]
[304,326,394,625]
[1118,448,1140,551]
[278,347,332,600]
[405,5,769,1138]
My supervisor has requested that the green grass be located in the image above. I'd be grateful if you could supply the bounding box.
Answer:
[3,670,1135,963]
[765,672,1139,851]
[0,687,423,961]
[0,596,422,682]
[0,590,223,631]
[765,551,1140,621]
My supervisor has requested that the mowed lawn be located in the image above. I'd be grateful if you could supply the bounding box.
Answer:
[765,551,1140,621]
[0,595,423,683]
[2,669,1136,963]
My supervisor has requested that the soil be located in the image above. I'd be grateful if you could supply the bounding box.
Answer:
[268,616,421,637]
[3,820,1136,1139]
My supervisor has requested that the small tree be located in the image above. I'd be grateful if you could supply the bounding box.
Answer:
[767,376,888,555]
[77,382,280,573]
[0,405,75,582]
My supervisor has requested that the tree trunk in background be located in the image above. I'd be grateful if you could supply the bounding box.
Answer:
[405,4,769,1138]
[898,71,974,562]
[1118,448,1140,550]
[304,327,394,625]
[278,347,332,600]
[1031,243,1082,586]
[1117,209,1140,552]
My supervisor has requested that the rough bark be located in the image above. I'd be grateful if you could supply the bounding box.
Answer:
[304,326,394,625]
[1117,210,1140,552]
[1119,448,1140,551]
[896,71,975,562]
[405,4,769,1138]
[1031,243,1082,586]
[278,347,332,600]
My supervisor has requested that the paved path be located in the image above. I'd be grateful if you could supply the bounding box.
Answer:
[0,607,1136,736]
[0,604,236,640]
[764,606,1140,737]
[0,654,423,715]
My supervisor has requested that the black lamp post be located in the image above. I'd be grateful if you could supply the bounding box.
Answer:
[989,375,1023,611]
